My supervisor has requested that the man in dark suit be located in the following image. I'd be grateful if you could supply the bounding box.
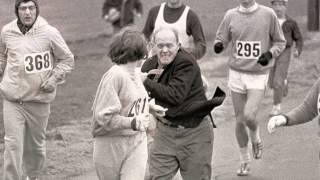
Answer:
[141,27,214,180]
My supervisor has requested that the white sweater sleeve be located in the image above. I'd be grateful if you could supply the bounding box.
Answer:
[93,73,132,132]
[49,27,74,84]
[0,29,7,75]
[215,10,231,47]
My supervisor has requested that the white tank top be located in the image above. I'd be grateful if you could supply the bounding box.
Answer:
[154,3,193,49]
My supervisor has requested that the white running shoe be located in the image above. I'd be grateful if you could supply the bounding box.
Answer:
[237,162,250,176]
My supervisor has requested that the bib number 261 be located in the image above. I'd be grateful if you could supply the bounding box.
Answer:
[236,41,261,60]
[24,51,52,74]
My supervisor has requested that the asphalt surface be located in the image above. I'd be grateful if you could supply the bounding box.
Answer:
[70,89,320,180]
[212,94,320,180]
[69,54,320,180]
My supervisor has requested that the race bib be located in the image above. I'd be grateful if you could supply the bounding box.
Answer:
[236,41,261,60]
[24,51,52,74]
[128,97,148,117]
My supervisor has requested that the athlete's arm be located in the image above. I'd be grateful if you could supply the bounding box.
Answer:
[285,79,320,125]
[49,27,74,84]
[292,20,303,56]
[142,6,159,41]
[186,10,206,59]
[268,11,286,59]
[93,75,134,131]
[133,0,143,15]
[214,11,232,51]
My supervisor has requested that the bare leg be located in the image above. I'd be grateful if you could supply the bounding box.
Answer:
[231,91,248,148]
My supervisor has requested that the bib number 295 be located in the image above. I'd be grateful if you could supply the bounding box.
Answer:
[24,51,52,74]
[236,41,261,60]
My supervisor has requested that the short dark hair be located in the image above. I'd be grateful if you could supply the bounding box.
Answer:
[108,27,148,65]
[15,0,39,17]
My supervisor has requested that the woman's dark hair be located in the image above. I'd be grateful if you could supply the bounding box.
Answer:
[108,27,148,64]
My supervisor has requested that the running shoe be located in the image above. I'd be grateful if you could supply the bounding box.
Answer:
[252,141,263,159]
[237,162,250,176]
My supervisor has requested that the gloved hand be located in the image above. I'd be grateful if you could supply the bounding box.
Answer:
[267,115,287,133]
[257,51,272,66]
[41,75,57,93]
[214,42,224,54]
[149,99,167,117]
[131,114,149,131]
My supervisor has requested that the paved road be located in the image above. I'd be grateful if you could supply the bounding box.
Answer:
[212,92,320,180]
[68,55,320,180]
[71,106,319,180]
[69,87,320,180]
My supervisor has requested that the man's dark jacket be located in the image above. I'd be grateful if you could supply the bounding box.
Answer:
[282,15,303,54]
[141,49,208,128]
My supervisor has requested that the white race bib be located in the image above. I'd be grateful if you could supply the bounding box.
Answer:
[236,40,261,60]
[24,51,52,74]
[128,97,148,117]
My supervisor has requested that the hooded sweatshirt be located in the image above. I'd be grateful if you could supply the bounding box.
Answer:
[15,0,40,34]
[91,65,149,137]
[0,16,74,103]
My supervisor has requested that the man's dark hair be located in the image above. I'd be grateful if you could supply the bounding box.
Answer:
[15,0,39,18]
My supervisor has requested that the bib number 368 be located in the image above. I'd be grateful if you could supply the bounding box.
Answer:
[24,51,52,74]
[236,41,261,60]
